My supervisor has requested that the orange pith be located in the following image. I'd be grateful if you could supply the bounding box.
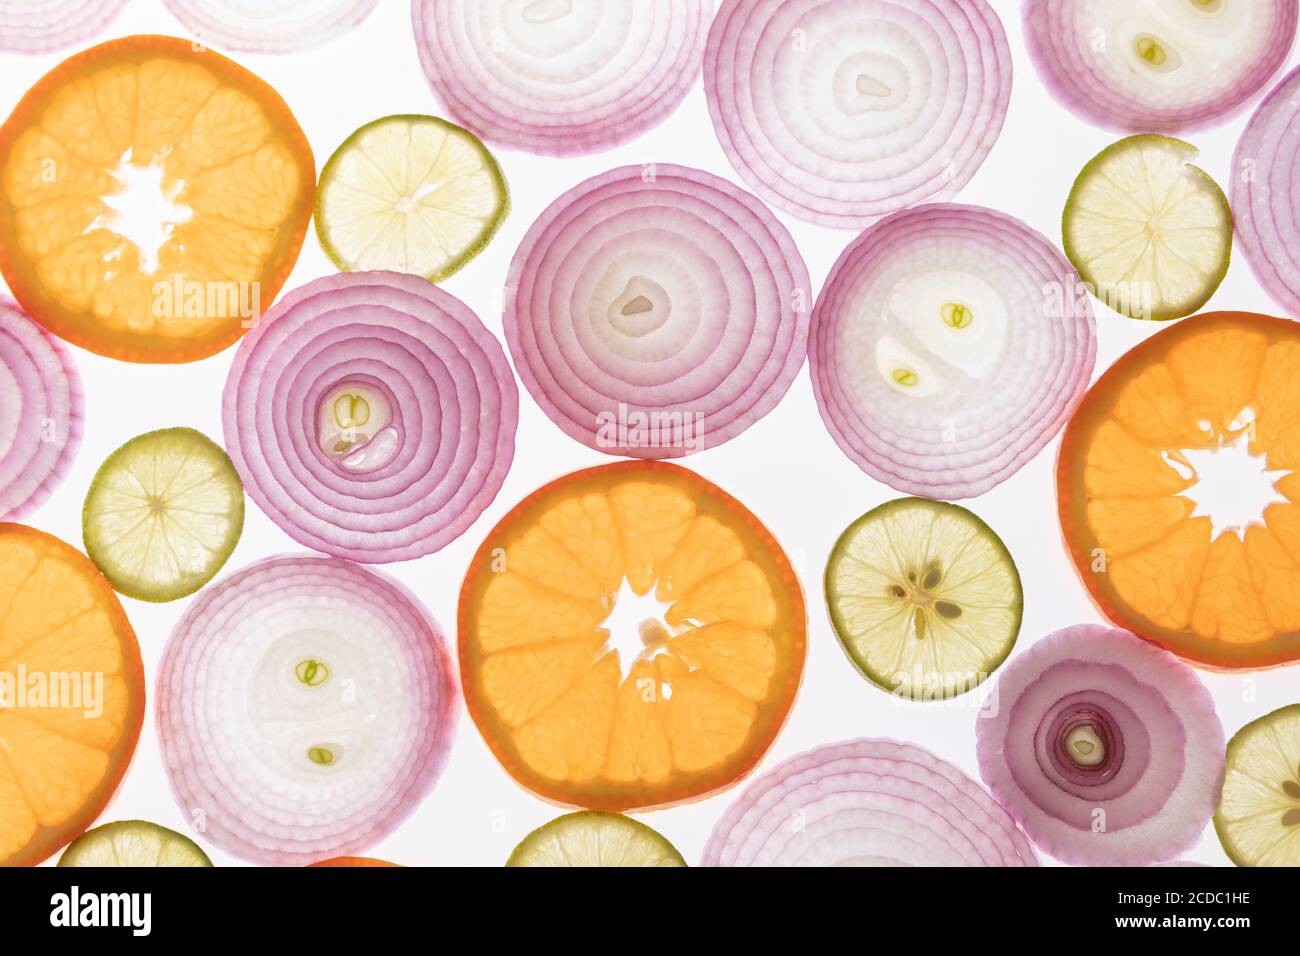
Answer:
[0,35,315,363]
[459,461,806,811]
[1058,311,1300,669]
[0,524,145,866]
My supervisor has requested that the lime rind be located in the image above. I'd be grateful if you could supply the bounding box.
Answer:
[58,820,213,867]
[315,113,509,283]
[506,811,687,867]
[1214,703,1300,867]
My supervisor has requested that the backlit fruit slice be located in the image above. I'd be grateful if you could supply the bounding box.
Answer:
[459,461,806,811]
[316,114,508,282]
[83,427,244,602]
[1063,135,1231,321]
[308,857,401,867]
[507,812,686,868]
[1215,704,1300,867]
[0,524,145,867]
[0,35,315,363]
[825,498,1022,700]
[58,820,212,867]
[1058,311,1300,668]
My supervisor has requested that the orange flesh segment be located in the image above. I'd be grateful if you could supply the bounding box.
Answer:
[1059,313,1300,667]
[0,525,144,866]
[460,463,805,810]
[0,36,314,363]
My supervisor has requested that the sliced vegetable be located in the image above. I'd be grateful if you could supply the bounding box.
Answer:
[0,297,82,520]
[507,812,686,867]
[702,739,1038,866]
[0,0,126,53]
[1215,704,1300,867]
[506,164,809,459]
[1064,135,1231,321]
[223,271,517,563]
[1025,0,1295,133]
[976,624,1224,866]
[308,857,401,867]
[163,0,378,52]
[810,203,1097,499]
[413,0,710,156]
[157,554,457,866]
[704,0,1011,229]
[59,820,212,867]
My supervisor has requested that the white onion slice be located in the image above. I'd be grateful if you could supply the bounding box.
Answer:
[164,0,378,53]
[976,625,1224,867]
[1025,0,1296,133]
[157,554,457,866]
[0,0,126,53]
[506,164,810,459]
[223,271,517,563]
[810,204,1096,500]
[0,297,82,519]
[703,0,1012,229]
[702,739,1038,867]
[412,0,711,156]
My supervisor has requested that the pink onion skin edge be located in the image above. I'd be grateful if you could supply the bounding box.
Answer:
[0,0,127,54]
[162,0,379,54]
[975,625,1225,868]
[0,296,83,520]
[156,553,459,866]
[1024,0,1297,134]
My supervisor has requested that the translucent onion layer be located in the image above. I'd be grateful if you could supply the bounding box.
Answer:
[0,0,127,53]
[163,0,379,53]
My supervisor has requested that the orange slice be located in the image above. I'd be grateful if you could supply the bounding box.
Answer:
[1058,311,1300,668]
[0,524,145,866]
[459,461,806,810]
[308,857,401,868]
[0,35,315,363]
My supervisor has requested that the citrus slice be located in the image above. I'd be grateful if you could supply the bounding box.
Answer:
[507,812,687,867]
[0,35,315,363]
[1063,135,1231,321]
[1057,311,1300,668]
[0,524,145,867]
[825,498,1022,700]
[308,857,401,867]
[316,114,508,282]
[1215,704,1300,867]
[83,427,244,603]
[58,820,212,867]
[459,461,806,811]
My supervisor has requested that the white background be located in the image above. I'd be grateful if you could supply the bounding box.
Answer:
[6,0,1297,867]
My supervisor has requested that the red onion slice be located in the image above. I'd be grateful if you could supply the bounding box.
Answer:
[164,0,379,52]
[810,204,1096,500]
[1025,0,1296,134]
[157,554,457,866]
[703,0,1012,229]
[976,625,1225,867]
[0,297,82,520]
[412,0,711,156]
[702,739,1038,867]
[506,164,810,459]
[223,271,517,563]
[0,0,126,53]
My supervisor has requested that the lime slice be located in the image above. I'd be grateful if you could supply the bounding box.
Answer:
[83,427,244,603]
[825,497,1022,701]
[1215,704,1300,867]
[1063,134,1231,321]
[58,820,213,867]
[316,114,509,282]
[506,812,686,867]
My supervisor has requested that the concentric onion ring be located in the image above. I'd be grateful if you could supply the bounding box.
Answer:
[157,555,457,865]
[810,204,1096,499]
[0,0,126,53]
[1025,0,1296,133]
[0,297,82,520]
[164,0,379,53]
[702,739,1038,866]
[223,271,517,563]
[704,0,1012,229]
[506,164,810,459]
[975,625,1224,867]
[412,0,711,156]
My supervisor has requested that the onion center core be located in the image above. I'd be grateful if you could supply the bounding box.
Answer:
[1065,724,1106,768]
[1134,34,1183,74]
[608,276,670,337]
[317,381,399,473]
[521,0,573,24]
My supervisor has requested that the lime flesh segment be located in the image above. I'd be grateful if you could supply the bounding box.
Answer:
[83,427,244,603]
[316,114,509,282]
[58,820,213,867]
[825,497,1022,701]
[1215,704,1300,867]
[506,812,686,867]
[1063,135,1231,321]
